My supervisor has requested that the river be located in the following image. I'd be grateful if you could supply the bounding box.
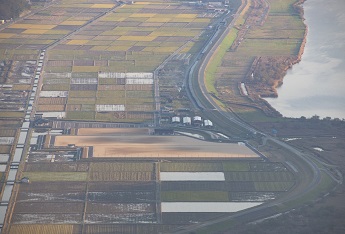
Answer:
[265,0,345,119]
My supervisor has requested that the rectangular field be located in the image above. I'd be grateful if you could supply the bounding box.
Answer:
[53,135,259,158]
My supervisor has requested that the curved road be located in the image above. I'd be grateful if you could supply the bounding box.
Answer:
[173,0,339,233]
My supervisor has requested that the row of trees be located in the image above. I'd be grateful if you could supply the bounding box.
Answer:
[0,0,30,20]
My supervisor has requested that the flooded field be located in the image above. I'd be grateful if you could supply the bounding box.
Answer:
[5,159,295,233]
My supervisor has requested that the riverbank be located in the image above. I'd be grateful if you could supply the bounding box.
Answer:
[245,0,308,99]
[209,0,309,118]
[263,0,345,119]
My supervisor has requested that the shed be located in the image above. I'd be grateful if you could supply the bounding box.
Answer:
[172,116,181,124]
[193,116,202,122]
[204,119,213,128]
[183,117,192,125]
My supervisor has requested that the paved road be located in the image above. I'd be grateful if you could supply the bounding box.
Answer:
[173,0,339,232]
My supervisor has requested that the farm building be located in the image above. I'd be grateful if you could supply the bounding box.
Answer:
[172,116,181,124]
[183,117,192,125]
[204,119,213,128]
[193,116,202,126]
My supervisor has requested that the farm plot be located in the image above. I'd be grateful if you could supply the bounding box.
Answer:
[87,191,155,203]
[88,162,154,181]
[9,225,81,234]
[0,120,21,129]
[14,202,84,214]
[38,98,67,105]
[16,192,86,203]
[88,181,155,191]
[0,129,16,137]
[0,1,116,60]
[53,135,259,158]
[160,160,295,206]
[162,213,227,225]
[85,202,156,223]
[17,182,87,193]
[82,224,180,234]
[37,0,216,123]
[8,154,296,231]
[22,172,88,182]
[85,213,156,224]
[254,181,295,192]
[230,191,278,202]
[160,162,223,172]
[25,162,89,172]
[89,171,153,181]
[86,202,155,214]
[90,162,154,171]
[224,171,294,182]
[11,213,83,224]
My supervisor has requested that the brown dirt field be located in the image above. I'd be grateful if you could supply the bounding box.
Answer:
[38,97,67,105]
[54,135,259,158]
[37,105,65,112]
[73,60,94,66]
[77,128,149,136]
[46,60,73,67]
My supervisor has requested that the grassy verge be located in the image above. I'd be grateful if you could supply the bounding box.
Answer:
[281,171,336,209]
[204,28,238,95]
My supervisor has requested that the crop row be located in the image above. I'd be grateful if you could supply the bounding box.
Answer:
[160,162,223,172]
[88,171,153,181]
[9,225,79,234]
[224,171,294,182]
[23,172,88,182]
[83,224,178,234]
[89,162,154,172]
[25,163,88,172]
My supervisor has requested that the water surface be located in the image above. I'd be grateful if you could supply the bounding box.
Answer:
[265,0,345,119]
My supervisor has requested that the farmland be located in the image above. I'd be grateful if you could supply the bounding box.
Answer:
[206,0,307,119]
[4,123,297,233]
[5,158,295,233]
[0,0,320,233]
[0,0,218,123]
[29,0,218,123]
[53,134,259,158]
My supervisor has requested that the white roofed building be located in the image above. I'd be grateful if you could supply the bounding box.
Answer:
[204,119,213,128]
[172,116,181,124]
[183,117,192,125]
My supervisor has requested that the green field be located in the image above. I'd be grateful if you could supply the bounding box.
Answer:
[23,172,88,182]
[28,0,216,123]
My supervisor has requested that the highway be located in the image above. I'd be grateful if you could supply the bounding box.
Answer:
[173,0,340,233]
